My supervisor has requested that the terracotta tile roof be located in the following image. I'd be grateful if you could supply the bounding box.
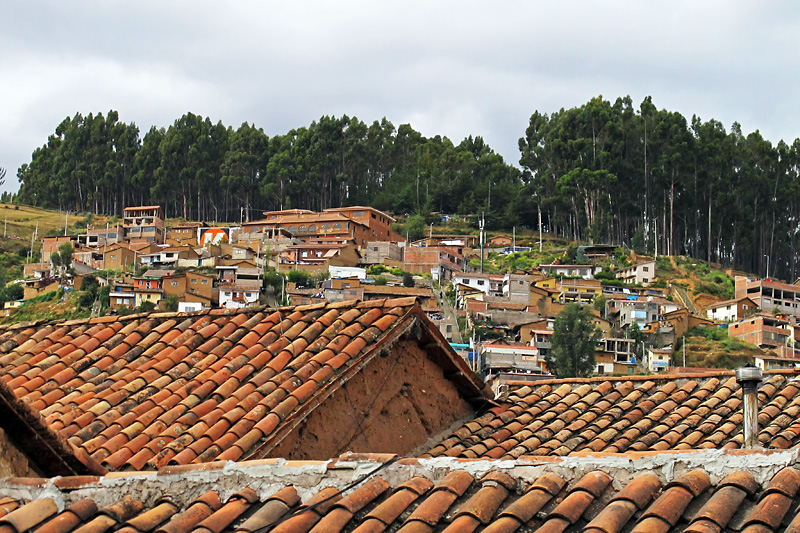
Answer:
[0,376,105,477]
[1,450,799,533]
[424,371,800,459]
[0,299,488,471]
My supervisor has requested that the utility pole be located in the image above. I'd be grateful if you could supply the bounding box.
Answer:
[479,213,485,273]
[64,212,68,236]
[538,201,543,252]
[682,335,686,368]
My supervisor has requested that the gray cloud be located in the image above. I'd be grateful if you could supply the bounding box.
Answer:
[2,1,800,193]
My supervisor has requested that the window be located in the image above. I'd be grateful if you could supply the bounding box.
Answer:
[308,225,316,232]
[298,225,306,233]
[191,279,197,284]
[302,251,308,257]
[322,224,330,230]
[333,223,342,229]
[353,211,365,217]
[201,279,208,284]
[478,280,485,286]
[289,226,297,233]
[643,266,649,272]
[171,281,178,286]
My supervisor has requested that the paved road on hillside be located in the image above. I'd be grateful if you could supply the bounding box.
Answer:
[435,284,464,344]
[671,283,698,314]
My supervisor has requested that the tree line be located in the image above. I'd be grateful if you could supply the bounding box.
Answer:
[16,112,520,226]
[15,96,800,280]
[519,96,800,281]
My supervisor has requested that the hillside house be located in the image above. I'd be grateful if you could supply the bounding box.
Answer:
[661,308,716,341]
[108,280,135,310]
[481,342,543,375]
[242,207,401,249]
[706,296,758,322]
[453,272,505,297]
[539,263,600,279]
[165,222,206,245]
[360,240,404,266]
[122,205,165,243]
[100,243,137,270]
[647,346,673,372]
[489,235,512,246]
[40,236,74,264]
[735,275,800,317]
[279,243,361,272]
[729,313,799,360]
[322,277,363,302]
[558,278,602,303]
[617,260,657,285]
[75,225,121,248]
[184,270,215,306]
[595,337,637,374]
[132,270,171,308]
[404,246,465,279]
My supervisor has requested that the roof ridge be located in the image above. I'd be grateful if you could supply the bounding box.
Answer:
[503,369,800,389]
[0,298,425,333]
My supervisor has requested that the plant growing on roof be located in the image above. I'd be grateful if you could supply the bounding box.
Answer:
[548,302,601,378]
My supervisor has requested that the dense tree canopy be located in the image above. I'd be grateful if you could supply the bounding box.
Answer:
[16,96,800,280]
[17,112,519,227]
[548,303,601,378]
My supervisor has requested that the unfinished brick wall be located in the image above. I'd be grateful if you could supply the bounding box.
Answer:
[269,339,475,459]
[0,428,39,478]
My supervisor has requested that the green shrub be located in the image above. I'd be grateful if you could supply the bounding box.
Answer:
[138,301,156,313]
[287,269,311,287]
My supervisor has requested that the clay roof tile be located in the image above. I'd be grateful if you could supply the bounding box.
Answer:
[640,485,694,526]
[550,490,595,524]
[269,487,340,533]
[0,499,59,533]
[718,471,760,496]
[572,471,613,498]
[124,502,179,532]
[193,492,257,533]
[667,470,711,497]
[452,479,511,525]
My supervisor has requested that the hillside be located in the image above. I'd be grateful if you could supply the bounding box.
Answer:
[680,327,764,369]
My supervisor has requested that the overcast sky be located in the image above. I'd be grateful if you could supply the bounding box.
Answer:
[2,2,799,194]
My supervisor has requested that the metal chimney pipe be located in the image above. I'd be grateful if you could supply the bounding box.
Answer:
[736,365,763,449]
